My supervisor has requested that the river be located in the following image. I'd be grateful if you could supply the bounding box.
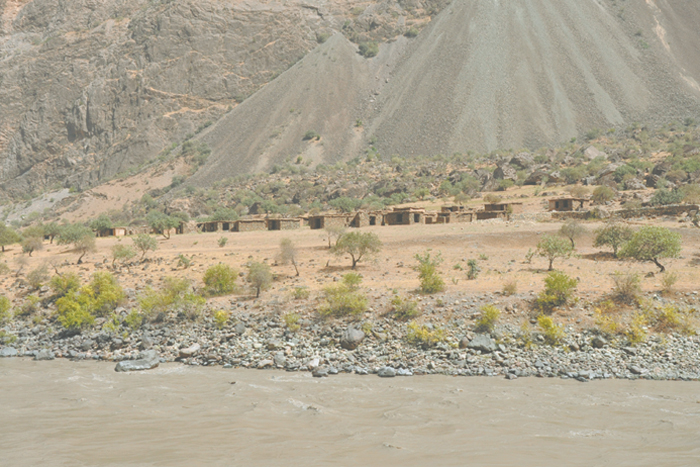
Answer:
[2,359,699,466]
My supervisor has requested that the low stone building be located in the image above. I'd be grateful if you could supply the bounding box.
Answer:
[196,220,237,232]
[308,214,352,230]
[438,206,474,223]
[384,207,426,225]
[476,202,523,220]
[234,219,267,232]
[548,198,589,212]
[349,211,384,228]
[267,218,301,230]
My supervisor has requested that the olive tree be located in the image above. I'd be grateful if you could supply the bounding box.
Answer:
[0,224,21,252]
[147,211,180,239]
[594,221,633,257]
[278,238,299,276]
[559,221,587,249]
[247,262,272,298]
[132,234,158,260]
[619,226,681,273]
[537,234,573,271]
[332,232,382,269]
[57,223,95,263]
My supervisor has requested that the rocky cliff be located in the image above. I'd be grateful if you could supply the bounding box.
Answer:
[0,0,443,198]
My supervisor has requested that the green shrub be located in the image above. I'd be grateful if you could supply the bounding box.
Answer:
[415,250,445,294]
[15,295,40,318]
[302,130,320,141]
[649,188,683,206]
[218,237,228,248]
[177,254,191,269]
[404,27,419,38]
[358,41,379,58]
[291,287,310,300]
[502,279,517,296]
[390,295,420,321]
[537,315,565,345]
[475,304,500,333]
[140,277,205,321]
[592,186,615,204]
[466,259,480,280]
[406,321,446,348]
[0,295,11,323]
[320,273,367,317]
[0,262,10,275]
[535,271,578,312]
[124,310,143,331]
[661,271,678,294]
[610,271,641,303]
[49,273,81,298]
[203,264,239,296]
[26,265,49,290]
[627,312,648,345]
[283,312,301,332]
[646,304,695,335]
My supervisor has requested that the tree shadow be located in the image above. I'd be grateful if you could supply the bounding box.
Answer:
[580,252,618,262]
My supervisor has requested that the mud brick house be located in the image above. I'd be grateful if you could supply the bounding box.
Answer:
[234,219,267,232]
[384,207,426,225]
[438,206,474,223]
[308,214,353,230]
[548,198,590,211]
[476,202,523,220]
[267,218,301,230]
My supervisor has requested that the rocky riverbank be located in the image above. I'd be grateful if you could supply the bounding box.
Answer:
[2,293,700,382]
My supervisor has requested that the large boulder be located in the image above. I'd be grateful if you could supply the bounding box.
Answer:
[584,146,607,161]
[178,343,201,358]
[510,152,534,169]
[115,350,160,372]
[493,164,517,181]
[0,347,18,358]
[624,178,646,191]
[467,334,497,353]
[34,349,55,361]
[340,326,365,350]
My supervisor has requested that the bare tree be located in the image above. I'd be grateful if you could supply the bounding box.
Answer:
[278,238,299,276]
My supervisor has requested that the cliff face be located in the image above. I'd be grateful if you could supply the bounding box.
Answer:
[0,0,443,198]
[2,0,700,198]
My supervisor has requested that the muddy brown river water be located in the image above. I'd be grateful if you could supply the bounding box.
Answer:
[2,359,700,466]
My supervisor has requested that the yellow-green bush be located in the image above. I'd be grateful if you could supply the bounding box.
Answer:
[49,273,81,298]
[124,310,143,331]
[0,295,11,323]
[283,312,300,332]
[406,321,446,348]
[139,277,205,321]
[320,273,367,317]
[535,271,578,312]
[475,304,500,333]
[390,295,420,321]
[213,310,229,329]
[537,315,565,346]
[203,264,239,296]
[56,291,95,331]
[291,287,310,300]
[55,272,126,331]
[83,272,125,316]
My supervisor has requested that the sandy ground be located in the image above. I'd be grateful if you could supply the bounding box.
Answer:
[3,212,699,335]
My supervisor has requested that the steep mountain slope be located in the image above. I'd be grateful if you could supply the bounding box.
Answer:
[190,0,700,181]
[0,0,443,198]
[367,0,700,156]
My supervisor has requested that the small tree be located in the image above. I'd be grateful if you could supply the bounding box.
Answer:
[594,221,633,257]
[559,221,587,249]
[22,236,43,256]
[278,238,299,276]
[43,222,62,244]
[0,224,21,252]
[592,186,615,204]
[537,234,573,270]
[535,271,578,312]
[332,232,382,268]
[324,225,346,249]
[111,244,136,269]
[247,262,272,298]
[202,263,238,296]
[619,226,682,273]
[414,250,445,293]
[74,234,96,264]
[147,211,180,239]
[132,234,158,260]
[90,214,113,237]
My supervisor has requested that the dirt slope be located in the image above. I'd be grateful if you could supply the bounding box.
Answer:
[367,0,700,156]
